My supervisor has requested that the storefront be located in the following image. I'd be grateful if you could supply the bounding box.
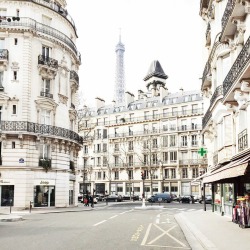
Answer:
[34,180,55,207]
[0,179,15,206]
[203,154,250,216]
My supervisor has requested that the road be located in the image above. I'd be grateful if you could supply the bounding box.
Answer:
[0,201,210,250]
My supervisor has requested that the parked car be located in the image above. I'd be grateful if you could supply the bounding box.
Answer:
[95,194,105,201]
[181,195,193,203]
[147,193,171,203]
[105,195,123,202]
[199,195,212,204]
[122,195,132,200]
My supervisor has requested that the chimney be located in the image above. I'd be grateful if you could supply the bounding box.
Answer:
[95,97,105,110]
[138,89,144,100]
[125,91,134,107]
[112,100,116,106]
[180,87,184,95]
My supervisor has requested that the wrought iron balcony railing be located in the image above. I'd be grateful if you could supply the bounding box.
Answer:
[40,91,53,99]
[202,109,212,129]
[70,70,79,85]
[221,0,236,34]
[0,17,79,58]
[30,0,76,29]
[0,49,8,60]
[238,129,248,152]
[0,121,83,144]
[223,35,250,97]
[210,85,223,107]
[38,55,58,70]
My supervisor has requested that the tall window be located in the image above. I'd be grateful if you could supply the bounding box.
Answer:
[191,118,197,129]
[152,138,157,148]
[164,169,169,178]
[144,124,149,133]
[152,153,157,164]
[129,126,133,135]
[162,136,168,147]
[41,109,51,125]
[171,169,176,178]
[114,171,119,180]
[191,135,197,146]
[40,144,50,159]
[170,135,176,147]
[182,106,187,115]
[182,168,188,178]
[41,79,50,94]
[128,141,133,151]
[42,45,50,58]
[128,170,133,179]
[181,136,188,147]
[128,155,133,166]
[153,110,158,119]
[181,119,187,130]
[143,154,148,165]
[114,156,119,166]
[163,152,168,163]
[170,151,177,162]
[192,168,199,178]
[192,104,198,113]
[144,111,149,120]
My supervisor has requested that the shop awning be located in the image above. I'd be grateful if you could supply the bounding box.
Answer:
[203,154,250,183]
[191,172,208,185]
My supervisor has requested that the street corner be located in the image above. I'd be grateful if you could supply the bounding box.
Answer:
[0,215,23,222]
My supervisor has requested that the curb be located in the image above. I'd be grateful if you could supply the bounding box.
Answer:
[0,215,23,222]
[175,213,217,250]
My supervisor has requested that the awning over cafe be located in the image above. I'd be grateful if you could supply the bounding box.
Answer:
[203,154,250,183]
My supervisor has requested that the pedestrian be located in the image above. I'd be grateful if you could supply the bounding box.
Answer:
[86,194,89,206]
[89,195,93,207]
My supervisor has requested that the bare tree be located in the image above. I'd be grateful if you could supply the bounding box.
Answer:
[136,135,162,196]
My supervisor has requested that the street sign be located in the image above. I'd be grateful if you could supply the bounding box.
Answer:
[19,158,24,163]
[198,148,207,157]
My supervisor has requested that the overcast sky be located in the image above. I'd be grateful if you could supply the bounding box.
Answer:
[67,0,203,107]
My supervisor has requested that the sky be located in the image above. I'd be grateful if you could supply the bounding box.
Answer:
[66,0,204,107]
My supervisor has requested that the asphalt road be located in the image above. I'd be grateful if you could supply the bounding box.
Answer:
[0,202,210,250]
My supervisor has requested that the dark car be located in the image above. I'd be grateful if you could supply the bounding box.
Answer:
[147,193,171,203]
[199,195,212,204]
[105,195,123,202]
[181,195,198,203]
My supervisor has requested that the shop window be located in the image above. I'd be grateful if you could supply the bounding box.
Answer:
[12,142,15,149]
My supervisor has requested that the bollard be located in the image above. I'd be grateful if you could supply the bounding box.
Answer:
[29,201,33,213]
[9,198,12,214]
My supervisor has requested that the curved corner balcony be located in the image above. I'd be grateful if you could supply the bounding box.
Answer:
[0,121,83,145]
[0,16,79,60]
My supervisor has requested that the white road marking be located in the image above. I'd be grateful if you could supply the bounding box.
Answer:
[156,218,160,224]
[120,209,133,214]
[149,224,187,247]
[145,244,191,249]
[93,220,107,226]
[141,223,152,246]
[109,215,118,219]
[187,209,195,211]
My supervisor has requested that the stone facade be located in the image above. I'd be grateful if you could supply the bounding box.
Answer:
[79,61,207,199]
[0,0,82,208]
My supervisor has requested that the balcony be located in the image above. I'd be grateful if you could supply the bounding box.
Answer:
[238,129,248,152]
[223,35,250,100]
[0,121,83,144]
[220,0,247,42]
[210,85,223,108]
[31,0,76,30]
[202,109,212,129]
[201,61,211,90]
[40,91,53,99]
[0,17,79,59]
[38,55,58,79]
[179,159,207,165]
[205,23,211,46]
[70,70,79,91]
[0,49,8,70]
[39,158,51,172]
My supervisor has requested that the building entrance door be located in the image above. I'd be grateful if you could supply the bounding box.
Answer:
[34,185,55,207]
[0,185,14,206]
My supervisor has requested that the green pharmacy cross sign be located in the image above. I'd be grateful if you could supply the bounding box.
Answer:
[198,148,207,157]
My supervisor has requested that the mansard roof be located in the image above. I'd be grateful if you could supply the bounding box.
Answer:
[143,60,168,81]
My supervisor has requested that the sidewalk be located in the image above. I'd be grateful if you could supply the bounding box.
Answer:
[175,209,250,250]
[0,203,105,222]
